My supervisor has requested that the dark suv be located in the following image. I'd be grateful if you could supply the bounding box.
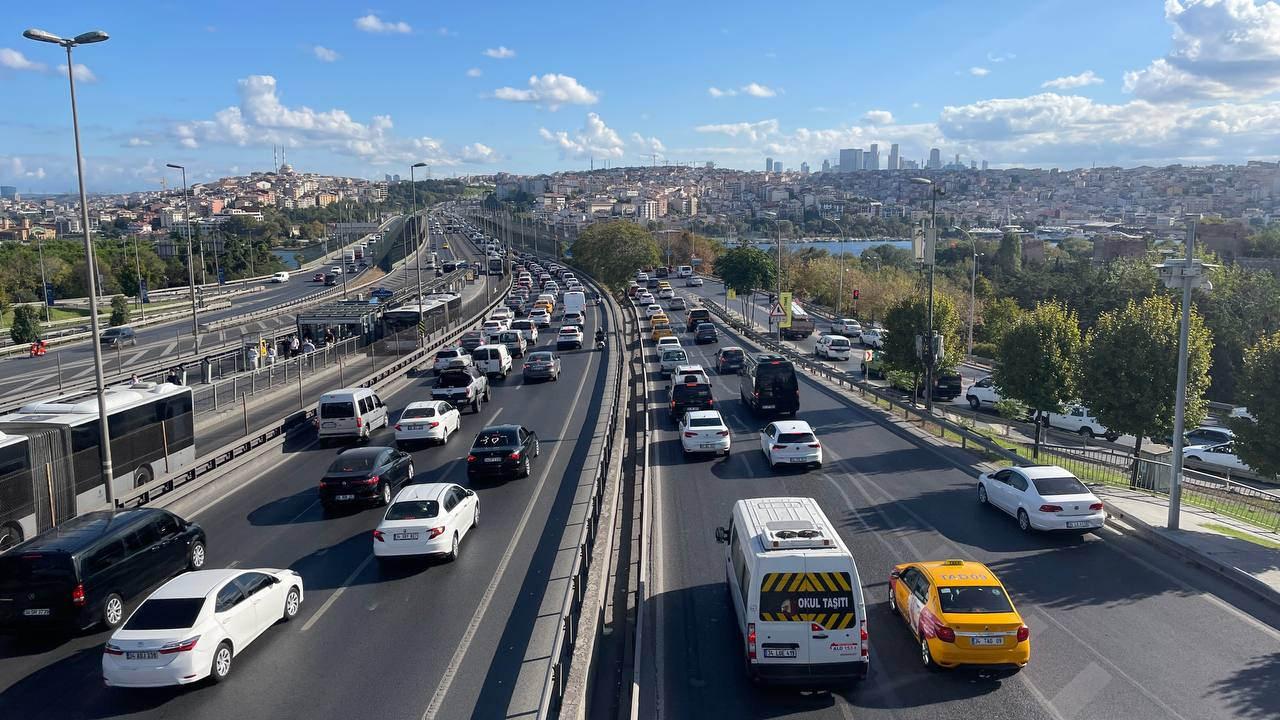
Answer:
[669,381,714,421]
[0,509,206,634]
[99,327,137,347]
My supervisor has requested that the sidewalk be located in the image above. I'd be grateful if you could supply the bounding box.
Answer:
[1098,484,1280,610]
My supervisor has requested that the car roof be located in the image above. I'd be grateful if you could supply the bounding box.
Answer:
[151,569,245,599]
[685,410,723,422]
[915,559,1003,587]
[1011,464,1078,480]
[336,446,389,460]
[10,508,161,554]
[392,483,451,503]
[405,400,449,409]
[771,420,814,433]
[478,423,523,433]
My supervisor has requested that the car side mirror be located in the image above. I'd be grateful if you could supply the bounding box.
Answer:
[466,489,476,497]
[889,569,901,579]
[270,576,281,584]
[714,527,729,544]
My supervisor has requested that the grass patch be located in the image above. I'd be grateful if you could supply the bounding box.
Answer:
[1,306,89,325]
[1200,522,1280,549]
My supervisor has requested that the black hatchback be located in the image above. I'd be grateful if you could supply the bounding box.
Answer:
[0,508,206,634]
[318,446,415,510]
[467,425,540,480]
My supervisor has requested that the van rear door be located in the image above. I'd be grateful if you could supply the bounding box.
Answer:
[756,566,811,668]
[319,396,357,435]
[800,557,861,666]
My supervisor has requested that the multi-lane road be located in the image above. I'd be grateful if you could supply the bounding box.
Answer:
[637,281,1280,720]
[0,252,613,720]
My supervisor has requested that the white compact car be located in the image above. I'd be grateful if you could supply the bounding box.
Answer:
[832,318,861,337]
[637,292,655,304]
[530,309,552,327]
[655,336,682,353]
[815,334,853,361]
[759,420,823,471]
[373,483,478,563]
[395,400,461,446]
[645,304,666,318]
[657,288,676,300]
[977,465,1105,532]
[1183,442,1251,473]
[103,569,303,687]
[680,410,731,456]
[562,311,585,327]
[861,328,888,349]
[556,326,584,349]
[686,277,703,287]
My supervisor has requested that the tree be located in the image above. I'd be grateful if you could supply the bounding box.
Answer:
[109,295,130,327]
[1195,265,1280,402]
[978,296,1024,346]
[1079,295,1212,481]
[882,293,962,395]
[303,221,326,240]
[993,301,1082,456]
[570,221,660,291]
[1231,332,1280,477]
[996,232,1022,274]
[10,305,42,344]
[715,246,777,322]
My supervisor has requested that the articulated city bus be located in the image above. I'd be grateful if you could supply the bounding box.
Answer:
[0,382,196,550]
[382,293,463,336]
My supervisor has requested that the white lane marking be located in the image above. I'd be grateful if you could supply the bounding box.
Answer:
[161,340,178,356]
[301,554,374,633]
[420,333,597,720]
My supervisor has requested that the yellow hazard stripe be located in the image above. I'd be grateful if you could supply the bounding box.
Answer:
[788,574,805,592]
[833,572,852,591]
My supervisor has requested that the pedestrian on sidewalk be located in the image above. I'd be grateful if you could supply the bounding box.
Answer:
[290,335,300,357]
[267,344,277,366]
[301,337,316,354]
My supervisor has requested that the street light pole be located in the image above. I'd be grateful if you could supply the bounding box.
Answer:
[166,163,200,352]
[912,177,942,413]
[36,236,51,323]
[411,162,427,345]
[954,226,980,355]
[26,27,117,502]
[132,234,145,321]
[819,217,847,317]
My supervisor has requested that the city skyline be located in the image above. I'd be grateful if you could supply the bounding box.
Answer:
[4,1,1280,192]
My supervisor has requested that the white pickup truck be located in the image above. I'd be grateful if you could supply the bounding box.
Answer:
[1043,405,1119,441]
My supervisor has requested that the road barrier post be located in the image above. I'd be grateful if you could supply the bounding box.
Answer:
[56,351,63,391]
[241,392,248,436]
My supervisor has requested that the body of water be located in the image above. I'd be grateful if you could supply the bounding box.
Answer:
[270,244,327,270]
[735,239,912,257]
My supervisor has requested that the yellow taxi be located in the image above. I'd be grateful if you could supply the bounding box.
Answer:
[888,559,1029,675]
[657,280,672,290]
[533,300,554,313]
[651,320,674,341]
[649,312,669,326]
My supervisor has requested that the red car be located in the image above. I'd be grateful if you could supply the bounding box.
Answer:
[313,272,325,282]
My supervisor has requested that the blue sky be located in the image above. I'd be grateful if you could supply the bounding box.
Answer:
[4,0,1280,192]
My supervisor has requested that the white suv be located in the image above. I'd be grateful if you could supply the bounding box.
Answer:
[815,334,853,361]
[965,376,1002,410]
[1044,405,1118,441]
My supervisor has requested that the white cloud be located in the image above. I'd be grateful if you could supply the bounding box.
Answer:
[354,14,412,34]
[493,73,599,110]
[708,86,736,98]
[2,156,46,179]
[631,132,666,154]
[484,46,516,59]
[1124,0,1280,101]
[126,137,152,147]
[57,63,97,83]
[466,67,482,78]
[862,109,894,125]
[539,112,626,159]
[1041,70,1103,90]
[0,48,46,72]
[460,142,498,163]
[313,46,340,62]
[987,51,1015,63]
[969,66,990,77]
[741,82,778,97]
[694,119,780,142]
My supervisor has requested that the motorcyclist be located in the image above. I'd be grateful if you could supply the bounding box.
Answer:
[595,328,606,347]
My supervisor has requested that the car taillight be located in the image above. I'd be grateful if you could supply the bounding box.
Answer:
[1017,625,1030,642]
[1039,504,1064,513]
[935,625,956,643]
[72,583,86,607]
[427,526,446,539]
[356,417,364,428]
[159,636,201,654]
[509,451,522,460]
[808,443,821,448]
[716,430,730,437]
[429,421,440,428]
[394,424,402,432]
[467,455,477,462]
[772,444,786,450]
[373,529,385,542]
[861,620,869,657]
[1089,502,1104,511]
[684,432,697,438]
[362,475,381,486]
[103,643,124,656]
[747,622,757,660]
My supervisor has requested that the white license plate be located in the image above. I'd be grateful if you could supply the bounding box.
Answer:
[335,494,355,501]
[126,651,159,660]
[407,425,423,431]
[971,636,1004,646]
[761,404,776,409]
[485,457,503,463]
[393,532,419,541]
[763,647,797,658]
[1066,521,1094,528]
[22,608,49,617]
[700,443,716,449]
[791,457,808,463]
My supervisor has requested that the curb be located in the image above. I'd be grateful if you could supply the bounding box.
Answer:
[1103,505,1280,612]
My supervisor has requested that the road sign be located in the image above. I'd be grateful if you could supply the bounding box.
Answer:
[769,304,784,317]
[779,292,793,329]
[726,288,736,301]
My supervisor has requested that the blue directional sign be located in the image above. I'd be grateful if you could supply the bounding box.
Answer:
[139,278,150,303]
[45,282,56,306]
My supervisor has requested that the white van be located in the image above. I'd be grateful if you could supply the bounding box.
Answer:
[714,497,868,686]
[677,265,693,278]
[271,271,289,283]
[563,291,586,317]
[470,344,513,379]
[317,388,390,443]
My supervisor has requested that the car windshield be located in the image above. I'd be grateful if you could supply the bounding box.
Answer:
[1032,476,1089,496]
[689,417,721,427]
[937,586,1014,614]
[385,500,439,521]
[777,432,816,444]
[320,401,354,418]
[663,351,687,361]
[329,454,378,472]
[124,598,206,630]
[401,406,437,419]
[473,430,518,448]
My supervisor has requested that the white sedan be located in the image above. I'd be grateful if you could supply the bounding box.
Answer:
[686,277,703,287]
[680,410,731,456]
[103,569,303,687]
[977,465,1105,532]
[374,483,478,563]
[1183,442,1252,473]
[759,420,823,471]
[395,400,461,446]
[645,303,665,318]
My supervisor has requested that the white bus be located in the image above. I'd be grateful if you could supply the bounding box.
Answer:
[0,382,196,550]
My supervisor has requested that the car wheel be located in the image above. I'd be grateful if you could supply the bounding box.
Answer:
[1187,455,1202,463]
[1105,433,1120,442]
[133,464,153,490]
[1079,427,1094,439]
[977,484,988,505]
[472,504,480,529]
[534,440,541,458]
[968,396,981,410]
[888,586,898,612]
[188,541,207,570]
[102,593,125,630]
[472,399,481,414]
[519,459,531,479]
[282,587,301,621]
[1017,509,1032,533]
[484,388,491,401]
[0,522,23,553]
[379,483,392,506]
[920,635,939,671]
[446,532,460,562]
[210,641,233,683]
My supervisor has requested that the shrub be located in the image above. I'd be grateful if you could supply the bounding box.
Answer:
[970,341,999,361]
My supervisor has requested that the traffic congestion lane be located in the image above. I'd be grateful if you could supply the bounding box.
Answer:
[639,298,1280,720]
[0,288,607,720]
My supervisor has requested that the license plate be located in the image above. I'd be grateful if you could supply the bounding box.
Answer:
[700,444,716,449]
[761,404,776,409]
[393,532,419,541]
[791,457,808,463]
[321,422,336,428]
[407,425,423,431]
[335,494,355,501]
[1066,521,1093,528]
[971,636,1004,646]
[485,457,503,463]
[22,608,49,617]
[126,651,159,660]
[763,647,797,658]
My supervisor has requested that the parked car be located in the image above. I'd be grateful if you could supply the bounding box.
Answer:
[1183,442,1252,473]
[1043,405,1119,442]
[1172,425,1234,448]
[977,465,1105,533]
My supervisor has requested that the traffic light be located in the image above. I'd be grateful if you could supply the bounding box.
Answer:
[852,289,860,300]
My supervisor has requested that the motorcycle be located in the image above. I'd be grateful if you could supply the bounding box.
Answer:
[29,341,48,358]
[595,334,606,351]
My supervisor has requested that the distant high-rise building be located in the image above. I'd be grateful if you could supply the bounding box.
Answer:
[902,159,919,170]
[384,174,393,183]
[705,161,715,169]
[800,162,810,175]
[0,185,16,200]
[981,160,989,171]
[853,148,864,171]
[821,158,831,173]
[887,144,899,171]
[954,153,961,167]
[928,148,942,170]
[867,144,880,171]
[838,149,856,173]
[970,160,977,170]
[766,157,774,172]
[392,174,401,183]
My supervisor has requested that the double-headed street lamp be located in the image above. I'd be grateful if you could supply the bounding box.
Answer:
[24,27,117,501]
[165,163,201,353]
[911,177,945,413]
[410,162,427,344]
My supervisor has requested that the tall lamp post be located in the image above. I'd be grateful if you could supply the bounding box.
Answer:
[410,162,427,344]
[816,217,848,316]
[911,177,944,412]
[952,226,982,355]
[165,163,200,352]
[24,27,117,502]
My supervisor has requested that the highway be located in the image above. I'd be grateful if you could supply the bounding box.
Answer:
[0,246,614,719]
[636,284,1280,720]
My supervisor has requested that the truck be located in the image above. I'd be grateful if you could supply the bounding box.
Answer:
[779,301,815,340]
[562,291,586,317]
[431,365,489,413]
[353,244,367,261]
[343,250,356,265]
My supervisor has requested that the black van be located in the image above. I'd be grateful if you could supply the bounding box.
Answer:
[740,353,800,416]
[0,509,206,634]
[669,381,714,421]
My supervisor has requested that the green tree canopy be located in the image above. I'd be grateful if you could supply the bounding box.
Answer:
[10,305,42,344]
[570,221,660,290]
[1230,331,1280,477]
[715,246,776,295]
[109,295,130,327]
[882,293,962,378]
[1195,265,1280,403]
[996,232,1022,274]
[993,301,1082,454]
[978,296,1025,346]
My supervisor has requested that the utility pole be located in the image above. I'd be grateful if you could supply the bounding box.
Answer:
[911,178,943,412]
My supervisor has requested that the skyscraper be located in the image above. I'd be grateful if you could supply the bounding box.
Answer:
[838,149,856,173]
[887,144,899,171]
[853,148,864,171]
[981,160,989,171]
[868,144,880,171]
[766,157,774,172]
[928,148,941,170]
[800,162,810,175]
[954,153,961,168]
[822,158,831,173]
